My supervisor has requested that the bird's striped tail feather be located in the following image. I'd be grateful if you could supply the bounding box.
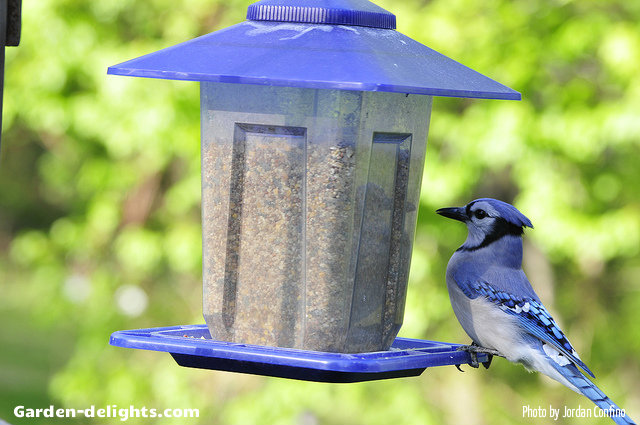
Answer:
[551,361,636,425]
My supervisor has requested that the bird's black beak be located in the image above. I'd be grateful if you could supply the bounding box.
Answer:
[436,206,467,222]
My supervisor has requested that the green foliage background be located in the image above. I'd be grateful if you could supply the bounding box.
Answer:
[1,0,639,423]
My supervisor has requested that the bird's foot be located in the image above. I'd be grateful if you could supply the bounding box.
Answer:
[456,343,502,370]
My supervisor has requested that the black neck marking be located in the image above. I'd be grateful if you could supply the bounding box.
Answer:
[457,218,524,252]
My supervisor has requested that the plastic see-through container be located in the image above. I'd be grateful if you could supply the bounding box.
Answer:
[201,83,430,352]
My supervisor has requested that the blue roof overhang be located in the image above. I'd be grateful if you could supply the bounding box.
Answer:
[108,4,520,100]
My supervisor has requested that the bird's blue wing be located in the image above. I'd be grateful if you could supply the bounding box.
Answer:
[465,279,595,378]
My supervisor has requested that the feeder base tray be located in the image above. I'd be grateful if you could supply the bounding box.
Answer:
[109,325,487,383]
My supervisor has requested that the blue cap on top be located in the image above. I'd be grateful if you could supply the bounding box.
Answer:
[108,0,520,100]
[245,0,396,29]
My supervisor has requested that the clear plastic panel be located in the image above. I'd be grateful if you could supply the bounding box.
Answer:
[346,133,412,352]
[223,124,306,346]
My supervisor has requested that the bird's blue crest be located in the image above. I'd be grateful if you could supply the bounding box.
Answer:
[472,198,534,229]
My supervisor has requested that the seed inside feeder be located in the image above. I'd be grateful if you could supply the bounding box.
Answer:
[201,83,429,353]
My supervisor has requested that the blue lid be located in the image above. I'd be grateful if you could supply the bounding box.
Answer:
[246,0,396,29]
[110,324,487,383]
[108,0,520,100]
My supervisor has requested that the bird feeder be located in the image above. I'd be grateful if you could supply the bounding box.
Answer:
[109,0,519,381]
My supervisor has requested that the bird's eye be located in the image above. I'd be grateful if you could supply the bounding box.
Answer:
[474,209,488,219]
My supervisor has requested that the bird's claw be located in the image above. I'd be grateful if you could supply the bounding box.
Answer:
[482,355,493,369]
[456,344,502,370]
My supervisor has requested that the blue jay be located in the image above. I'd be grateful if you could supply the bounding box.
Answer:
[437,198,635,425]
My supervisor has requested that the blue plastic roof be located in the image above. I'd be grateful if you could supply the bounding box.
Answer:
[108,0,520,100]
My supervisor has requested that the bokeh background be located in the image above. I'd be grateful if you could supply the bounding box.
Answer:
[1,0,639,423]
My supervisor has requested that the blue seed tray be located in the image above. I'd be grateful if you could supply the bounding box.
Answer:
[110,324,486,383]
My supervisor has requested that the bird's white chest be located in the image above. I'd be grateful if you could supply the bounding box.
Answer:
[447,281,529,362]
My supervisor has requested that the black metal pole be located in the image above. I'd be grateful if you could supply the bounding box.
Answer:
[0,0,21,155]
[0,0,7,153]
